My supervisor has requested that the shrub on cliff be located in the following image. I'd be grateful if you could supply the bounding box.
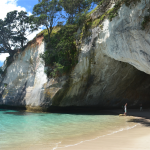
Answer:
[36,0,102,78]
[40,25,78,77]
[0,67,4,75]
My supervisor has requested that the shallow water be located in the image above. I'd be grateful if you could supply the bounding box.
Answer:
[0,109,136,150]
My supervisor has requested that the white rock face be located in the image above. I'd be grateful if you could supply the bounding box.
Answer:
[99,0,150,74]
[54,0,150,107]
[1,0,150,110]
[0,38,47,107]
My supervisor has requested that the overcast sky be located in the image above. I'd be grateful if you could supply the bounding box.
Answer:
[0,0,42,66]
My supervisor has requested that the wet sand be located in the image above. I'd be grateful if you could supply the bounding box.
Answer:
[2,109,150,150]
[55,109,150,150]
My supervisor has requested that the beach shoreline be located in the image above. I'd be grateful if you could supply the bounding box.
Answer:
[1,109,150,150]
[54,109,150,150]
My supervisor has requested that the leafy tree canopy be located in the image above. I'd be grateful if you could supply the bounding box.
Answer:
[32,0,62,42]
[38,0,103,77]
[60,0,92,24]
[0,10,38,56]
[59,0,102,25]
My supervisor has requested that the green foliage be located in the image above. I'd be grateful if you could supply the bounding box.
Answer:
[141,16,150,30]
[123,0,141,7]
[86,0,142,29]
[6,56,13,67]
[107,1,122,21]
[38,26,61,42]
[13,11,38,48]
[79,0,120,41]
[4,83,7,88]
[0,10,37,56]
[0,67,4,75]
[79,1,111,40]
[40,25,78,78]
[91,17,102,28]
[83,0,140,33]
[0,56,13,77]
[99,24,103,30]
[32,0,62,43]
[39,0,144,78]
[141,8,150,30]
[74,8,89,26]
[44,62,64,77]
[60,0,91,24]
[86,6,98,17]
[99,0,105,5]
[86,0,106,17]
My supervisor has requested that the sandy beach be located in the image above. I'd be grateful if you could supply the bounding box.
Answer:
[1,109,150,150]
[54,109,150,150]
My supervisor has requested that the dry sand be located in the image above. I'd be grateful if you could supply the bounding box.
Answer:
[54,109,150,150]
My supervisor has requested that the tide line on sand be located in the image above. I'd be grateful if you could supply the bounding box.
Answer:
[52,124,138,150]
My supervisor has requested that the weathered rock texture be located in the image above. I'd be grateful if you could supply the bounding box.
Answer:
[0,37,48,110]
[100,0,150,75]
[1,0,150,111]
[50,0,150,108]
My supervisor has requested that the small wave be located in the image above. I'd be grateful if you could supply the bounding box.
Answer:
[53,124,138,150]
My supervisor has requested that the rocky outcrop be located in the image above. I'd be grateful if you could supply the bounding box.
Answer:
[48,0,150,108]
[100,0,150,75]
[50,36,150,108]
[1,0,150,111]
[0,36,48,110]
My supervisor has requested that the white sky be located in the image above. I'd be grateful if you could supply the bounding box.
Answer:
[0,0,42,64]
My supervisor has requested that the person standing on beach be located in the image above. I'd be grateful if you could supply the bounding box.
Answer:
[124,103,127,116]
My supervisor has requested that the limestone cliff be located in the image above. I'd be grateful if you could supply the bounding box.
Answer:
[0,36,48,110]
[1,0,150,111]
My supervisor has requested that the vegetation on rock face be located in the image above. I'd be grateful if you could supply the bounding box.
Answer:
[38,0,98,78]
[107,1,122,21]
[0,0,99,78]
[38,0,146,78]
[1,0,145,78]
[40,25,78,77]
[0,67,4,75]
[60,0,91,24]
[0,56,14,77]
[0,10,38,77]
[142,15,150,29]
[123,0,141,7]
[79,0,145,42]
[141,8,150,30]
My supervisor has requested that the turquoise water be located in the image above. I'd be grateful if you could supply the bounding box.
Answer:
[0,109,135,150]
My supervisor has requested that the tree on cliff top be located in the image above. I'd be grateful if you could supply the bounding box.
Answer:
[0,10,38,56]
[32,0,62,43]
[59,0,101,25]
[60,0,92,24]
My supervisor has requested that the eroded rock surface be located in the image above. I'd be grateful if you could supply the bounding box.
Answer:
[100,0,150,74]
[0,37,48,110]
[52,0,150,108]
[1,0,150,111]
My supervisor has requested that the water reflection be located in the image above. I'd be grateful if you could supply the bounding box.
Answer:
[4,111,33,116]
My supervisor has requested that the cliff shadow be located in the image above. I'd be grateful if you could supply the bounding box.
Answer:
[127,118,150,127]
